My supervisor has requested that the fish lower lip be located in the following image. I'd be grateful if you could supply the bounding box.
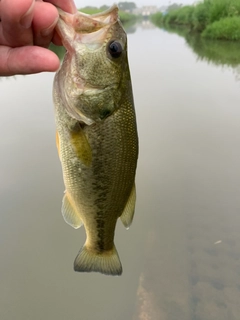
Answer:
[83,86,104,94]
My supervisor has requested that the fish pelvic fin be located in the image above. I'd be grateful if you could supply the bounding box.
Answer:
[62,192,83,229]
[120,183,136,229]
[74,244,122,276]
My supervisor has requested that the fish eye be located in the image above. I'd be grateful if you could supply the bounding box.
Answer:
[107,41,123,58]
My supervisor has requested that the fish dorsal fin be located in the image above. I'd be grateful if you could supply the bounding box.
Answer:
[120,184,136,229]
[62,192,83,229]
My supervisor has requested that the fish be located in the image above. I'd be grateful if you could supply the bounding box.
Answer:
[53,5,138,276]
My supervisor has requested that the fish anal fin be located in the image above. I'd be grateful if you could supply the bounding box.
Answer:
[120,183,136,229]
[74,244,122,276]
[62,192,83,229]
[70,129,92,167]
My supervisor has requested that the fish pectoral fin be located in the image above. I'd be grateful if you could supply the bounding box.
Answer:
[120,183,136,229]
[62,192,83,229]
[74,244,122,276]
[70,128,92,167]
[56,131,61,159]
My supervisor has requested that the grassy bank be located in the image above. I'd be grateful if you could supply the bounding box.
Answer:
[151,0,240,41]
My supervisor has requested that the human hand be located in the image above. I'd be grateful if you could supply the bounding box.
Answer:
[0,0,77,76]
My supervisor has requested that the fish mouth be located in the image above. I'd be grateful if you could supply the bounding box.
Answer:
[56,5,119,52]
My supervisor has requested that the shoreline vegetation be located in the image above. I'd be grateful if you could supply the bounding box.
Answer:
[151,0,240,41]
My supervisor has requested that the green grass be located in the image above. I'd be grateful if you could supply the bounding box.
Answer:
[209,0,229,22]
[80,7,102,14]
[202,16,240,40]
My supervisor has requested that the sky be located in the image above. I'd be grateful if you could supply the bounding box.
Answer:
[74,0,195,9]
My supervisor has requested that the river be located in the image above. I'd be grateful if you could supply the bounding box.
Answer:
[1,21,240,320]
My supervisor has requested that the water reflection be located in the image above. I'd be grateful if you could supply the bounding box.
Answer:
[137,20,156,30]
[130,24,240,320]
[185,34,240,67]
[159,24,240,82]
[49,43,65,60]
[185,33,240,83]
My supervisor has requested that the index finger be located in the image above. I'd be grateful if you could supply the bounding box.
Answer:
[43,0,77,13]
[1,0,34,47]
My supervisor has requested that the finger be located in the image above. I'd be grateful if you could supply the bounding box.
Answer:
[0,46,60,76]
[1,0,34,47]
[52,31,63,46]
[43,0,77,14]
[32,2,58,47]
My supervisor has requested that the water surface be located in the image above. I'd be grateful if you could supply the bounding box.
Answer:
[1,22,240,320]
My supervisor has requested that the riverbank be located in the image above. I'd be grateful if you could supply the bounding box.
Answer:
[151,0,240,41]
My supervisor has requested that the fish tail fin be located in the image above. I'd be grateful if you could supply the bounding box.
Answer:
[74,244,122,276]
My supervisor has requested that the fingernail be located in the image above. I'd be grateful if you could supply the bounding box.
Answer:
[70,3,78,14]
[41,17,59,37]
[20,0,34,29]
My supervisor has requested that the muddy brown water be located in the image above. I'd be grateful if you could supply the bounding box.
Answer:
[1,21,240,320]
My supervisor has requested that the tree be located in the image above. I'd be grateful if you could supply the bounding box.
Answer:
[118,2,137,12]
[168,3,182,12]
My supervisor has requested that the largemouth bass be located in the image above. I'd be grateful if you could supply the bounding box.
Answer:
[53,5,138,276]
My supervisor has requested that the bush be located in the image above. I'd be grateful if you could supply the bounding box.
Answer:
[151,12,164,26]
[151,0,240,41]
[164,9,180,24]
[228,0,240,17]
[209,0,229,22]
[202,16,240,40]
[192,0,211,31]
[176,6,194,25]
